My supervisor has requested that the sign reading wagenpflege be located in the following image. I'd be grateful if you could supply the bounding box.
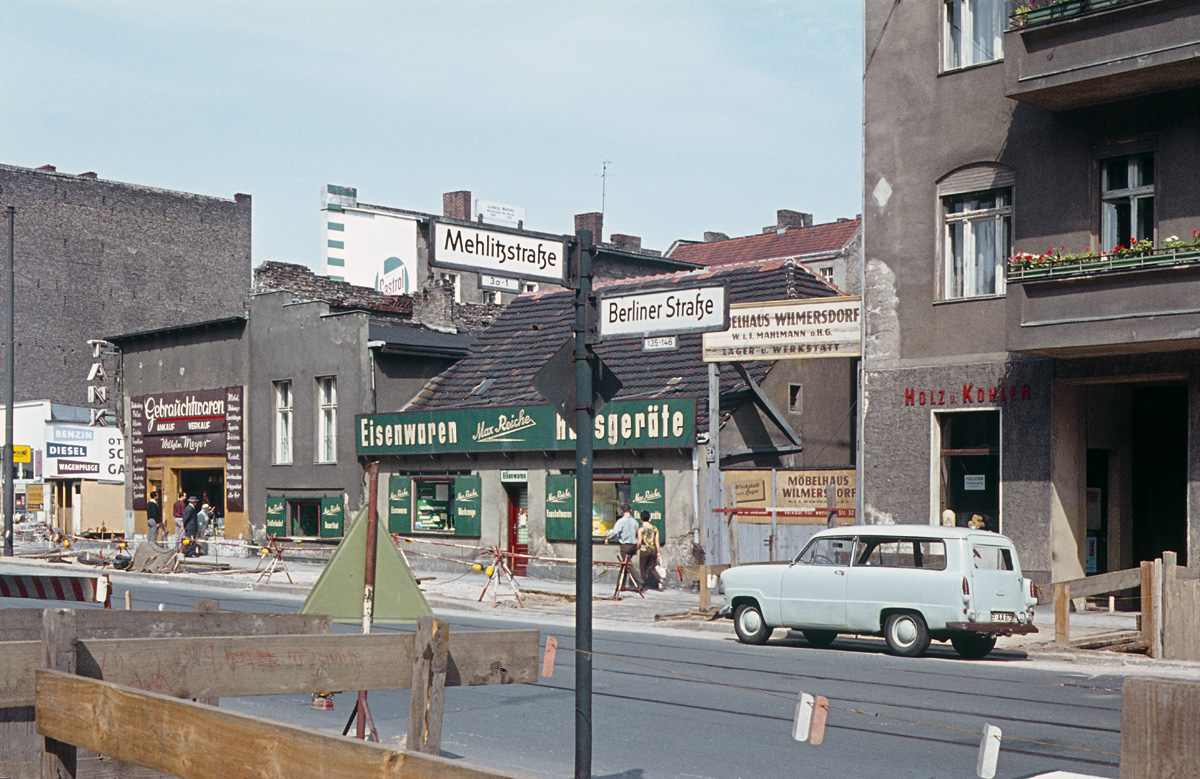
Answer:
[431,221,567,284]
[703,296,861,361]
[597,283,728,340]
[357,398,695,455]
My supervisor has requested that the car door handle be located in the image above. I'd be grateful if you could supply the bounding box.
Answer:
[835,570,845,576]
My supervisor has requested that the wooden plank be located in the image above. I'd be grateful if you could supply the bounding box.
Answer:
[41,608,78,779]
[1162,553,1200,662]
[193,599,220,708]
[3,630,538,707]
[34,670,534,779]
[1044,567,1142,601]
[1,607,332,642]
[408,617,449,756]
[1119,677,1200,779]
[1140,561,1154,647]
[1053,584,1069,647]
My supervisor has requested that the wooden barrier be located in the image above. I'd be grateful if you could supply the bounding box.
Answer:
[2,627,537,707]
[1161,551,1200,662]
[1119,677,1200,778]
[35,670,534,779]
[0,606,332,642]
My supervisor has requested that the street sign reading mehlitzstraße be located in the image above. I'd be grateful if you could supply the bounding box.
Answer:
[431,220,567,284]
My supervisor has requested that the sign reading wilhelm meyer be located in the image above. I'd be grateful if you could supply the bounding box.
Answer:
[597,283,728,340]
[431,221,567,284]
[702,296,862,361]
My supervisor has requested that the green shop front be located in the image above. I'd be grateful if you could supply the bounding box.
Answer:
[357,398,698,578]
[265,493,346,539]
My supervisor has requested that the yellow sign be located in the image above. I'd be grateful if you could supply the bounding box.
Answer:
[26,483,44,510]
[13,445,31,463]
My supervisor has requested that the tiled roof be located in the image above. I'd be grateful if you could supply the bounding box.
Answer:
[667,219,861,267]
[405,259,838,429]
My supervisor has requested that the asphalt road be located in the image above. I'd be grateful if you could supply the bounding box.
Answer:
[29,575,1124,779]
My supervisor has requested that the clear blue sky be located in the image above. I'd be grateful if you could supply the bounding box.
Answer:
[2,1,862,267]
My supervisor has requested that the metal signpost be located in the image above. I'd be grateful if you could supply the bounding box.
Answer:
[4,206,14,557]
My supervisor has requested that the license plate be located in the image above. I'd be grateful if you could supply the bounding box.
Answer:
[991,611,1015,623]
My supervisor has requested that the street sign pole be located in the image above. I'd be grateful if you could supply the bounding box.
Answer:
[572,230,595,779]
[4,206,14,557]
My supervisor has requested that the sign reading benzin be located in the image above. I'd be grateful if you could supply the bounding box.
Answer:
[703,296,862,361]
[431,220,567,284]
[597,283,728,340]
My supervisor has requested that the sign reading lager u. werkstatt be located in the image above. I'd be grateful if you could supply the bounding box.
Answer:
[703,296,861,361]
[357,398,695,456]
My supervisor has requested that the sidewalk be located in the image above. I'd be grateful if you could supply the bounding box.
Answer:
[4,537,1194,672]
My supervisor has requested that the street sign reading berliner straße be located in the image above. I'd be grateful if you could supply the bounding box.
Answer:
[597,283,729,340]
[430,220,568,284]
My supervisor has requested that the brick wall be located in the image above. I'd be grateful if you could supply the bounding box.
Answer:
[0,164,252,405]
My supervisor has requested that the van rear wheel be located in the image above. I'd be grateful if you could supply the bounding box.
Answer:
[883,612,930,657]
[950,632,997,659]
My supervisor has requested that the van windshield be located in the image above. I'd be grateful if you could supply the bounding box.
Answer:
[853,537,947,570]
[795,537,853,566]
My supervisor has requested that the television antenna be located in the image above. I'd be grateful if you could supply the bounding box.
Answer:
[599,160,612,218]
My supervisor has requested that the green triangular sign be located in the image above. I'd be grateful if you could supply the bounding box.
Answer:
[300,505,433,623]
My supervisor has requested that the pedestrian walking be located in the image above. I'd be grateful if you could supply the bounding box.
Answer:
[637,511,663,590]
[146,491,162,544]
[172,491,187,544]
[605,503,643,590]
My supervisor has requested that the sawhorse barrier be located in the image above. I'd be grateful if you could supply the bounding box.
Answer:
[0,572,111,608]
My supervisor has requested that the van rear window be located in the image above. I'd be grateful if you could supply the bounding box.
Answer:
[854,538,947,570]
[971,545,1014,570]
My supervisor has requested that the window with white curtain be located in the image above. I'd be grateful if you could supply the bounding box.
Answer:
[273,380,292,465]
[943,189,1011,299]
[944,0,1007,71]
[1101,154,1155,251]
[316,376,337,464]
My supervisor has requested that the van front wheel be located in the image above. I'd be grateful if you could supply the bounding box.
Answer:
[733,603,771,645]
[884,612,930,657]
[950,632,997,659]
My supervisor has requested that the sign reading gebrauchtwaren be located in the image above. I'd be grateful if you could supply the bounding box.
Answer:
[357,398,695,456]
[597,283,728,340]
[702,296,861,361]
[430,220,567,284]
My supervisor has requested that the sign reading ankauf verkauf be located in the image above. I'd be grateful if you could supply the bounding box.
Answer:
[596,283,728,340]
[430,220,567,284]
[703,296,861,361]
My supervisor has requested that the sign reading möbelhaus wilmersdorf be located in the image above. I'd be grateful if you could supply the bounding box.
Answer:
[430,220,567,284]
[702,296,861,361]
[357,398,695,456]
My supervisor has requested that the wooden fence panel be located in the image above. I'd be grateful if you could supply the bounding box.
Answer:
[35,670,534,779]
[0,607,331,642]
[1119,677,1200,779]
[3,630,538,707]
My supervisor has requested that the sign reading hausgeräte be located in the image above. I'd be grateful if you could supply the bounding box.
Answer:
[357,398,695,456]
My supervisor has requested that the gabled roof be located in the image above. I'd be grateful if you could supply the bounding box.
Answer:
[405,258,838,429]
[667,219,861,267]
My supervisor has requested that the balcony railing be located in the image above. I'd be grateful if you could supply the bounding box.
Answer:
[1011,0,1141,27]
[1007,238,1200,281]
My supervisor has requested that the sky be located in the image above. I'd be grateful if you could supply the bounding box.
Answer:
[2,1,863,269]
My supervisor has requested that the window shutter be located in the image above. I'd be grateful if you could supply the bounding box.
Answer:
[320,497,344,538]
[937,165,1015,197]
[544,475,576,542]
[388,476,412,534]
[631,473,667,542]
[453,476,482,538]
[265,497,286,537]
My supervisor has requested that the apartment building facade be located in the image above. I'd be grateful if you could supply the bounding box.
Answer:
[862,0,1200,583]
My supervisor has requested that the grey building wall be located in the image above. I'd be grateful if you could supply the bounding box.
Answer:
[0,164,251,406]
[247,291,373,537]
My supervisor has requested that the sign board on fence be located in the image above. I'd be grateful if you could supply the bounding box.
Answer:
[722,469,856,525]
[430,220,567,284]
[703,296,861,361]
[596,283,728,340]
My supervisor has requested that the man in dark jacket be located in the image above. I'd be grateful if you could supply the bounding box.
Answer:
[146,491,162,543]
[182,496,200,556]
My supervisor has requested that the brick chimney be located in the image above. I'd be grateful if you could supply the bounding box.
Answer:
[777,210,813,231]
[611,234,641,253]
[78,171,98,179]
[704,231,730,243]
[574,212,603,244]
[443,190,472,220]
[36,165,56,173]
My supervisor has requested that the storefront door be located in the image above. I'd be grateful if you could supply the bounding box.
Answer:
[1131,385,1187,566]
[505,484,528,576]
